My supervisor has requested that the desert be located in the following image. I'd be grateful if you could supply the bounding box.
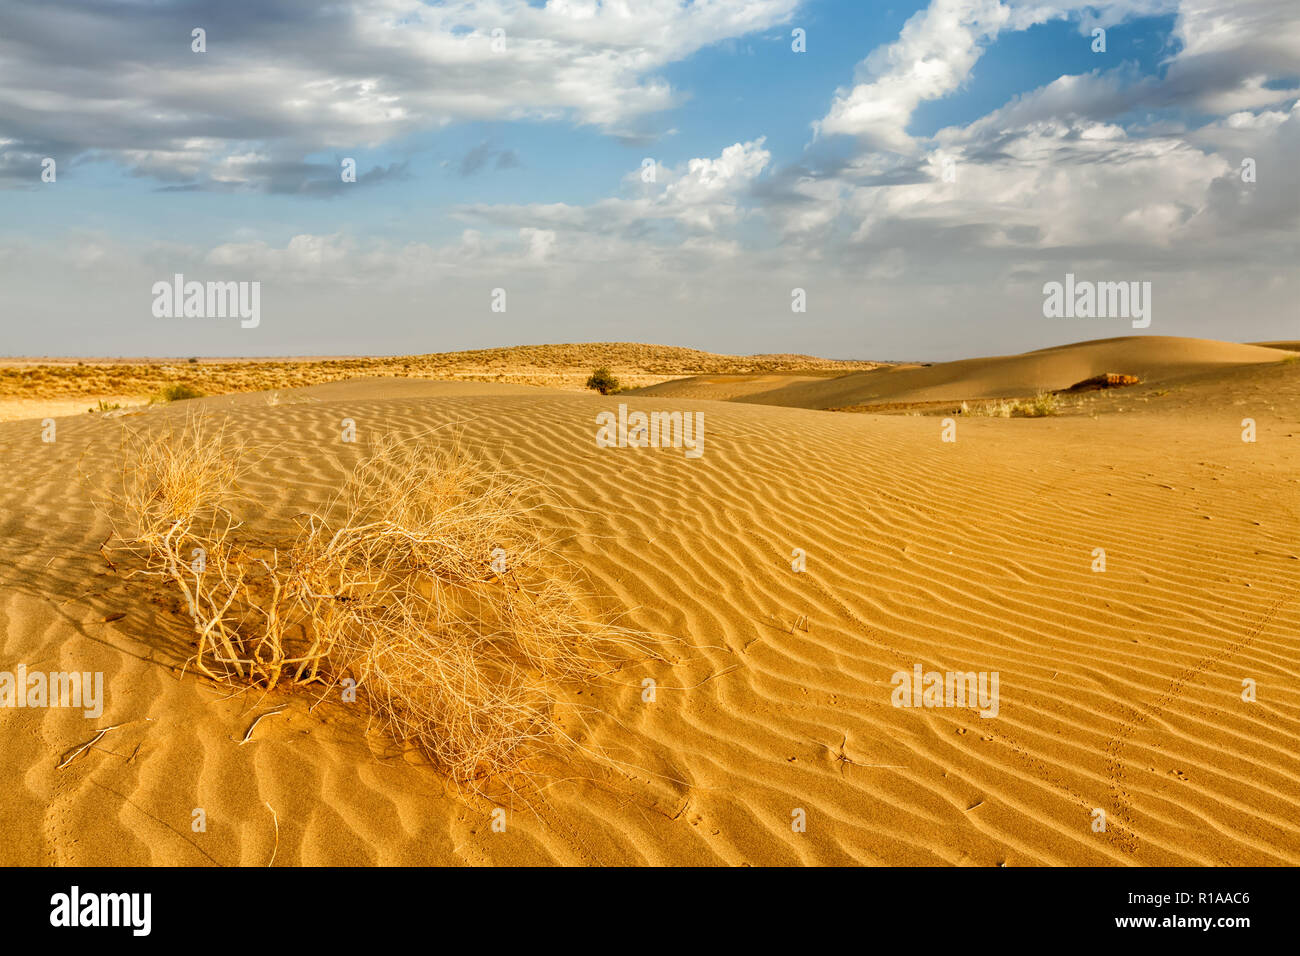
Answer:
[0,335,1295,866]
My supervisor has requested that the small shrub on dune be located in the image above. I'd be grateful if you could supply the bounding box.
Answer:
[585,367,620,395]
[152,382,205,403]
[99,417,651,783]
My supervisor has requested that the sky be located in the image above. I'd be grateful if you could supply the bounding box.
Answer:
[0,0,1296,360]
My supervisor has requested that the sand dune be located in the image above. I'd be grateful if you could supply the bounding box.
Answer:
[0,340,1297,866]
[635,336,1295,409]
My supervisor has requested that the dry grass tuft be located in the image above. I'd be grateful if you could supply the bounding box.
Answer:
[959,391,1061,418]
[98,415,652,782]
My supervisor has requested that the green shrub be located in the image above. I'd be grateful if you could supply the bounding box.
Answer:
[585,367,620,396]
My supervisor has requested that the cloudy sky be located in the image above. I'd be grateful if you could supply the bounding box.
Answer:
[1,0,1296,360]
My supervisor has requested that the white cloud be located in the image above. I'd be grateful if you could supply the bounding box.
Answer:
[0,0,799,185]
[460,138,771,236]
[798,0,1297,267]
[816,0,1061,151]
[666,140,773,204]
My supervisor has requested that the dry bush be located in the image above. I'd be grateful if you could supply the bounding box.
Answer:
[1060,373,1141,392]
[105,415,253,679]
[100,416,651,782]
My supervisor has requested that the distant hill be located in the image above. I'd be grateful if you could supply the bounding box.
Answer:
[0,343,883,402]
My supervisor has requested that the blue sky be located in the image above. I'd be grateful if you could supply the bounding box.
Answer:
[0,0,1296,359]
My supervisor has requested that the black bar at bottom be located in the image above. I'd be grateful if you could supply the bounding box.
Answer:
[0,866,1292,942]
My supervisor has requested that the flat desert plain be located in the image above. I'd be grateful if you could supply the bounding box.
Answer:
[0,335,1297,866]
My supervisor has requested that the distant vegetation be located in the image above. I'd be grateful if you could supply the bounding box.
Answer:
[0,344,883,405]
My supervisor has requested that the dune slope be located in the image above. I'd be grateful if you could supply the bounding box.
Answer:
[636,336,1294,409]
